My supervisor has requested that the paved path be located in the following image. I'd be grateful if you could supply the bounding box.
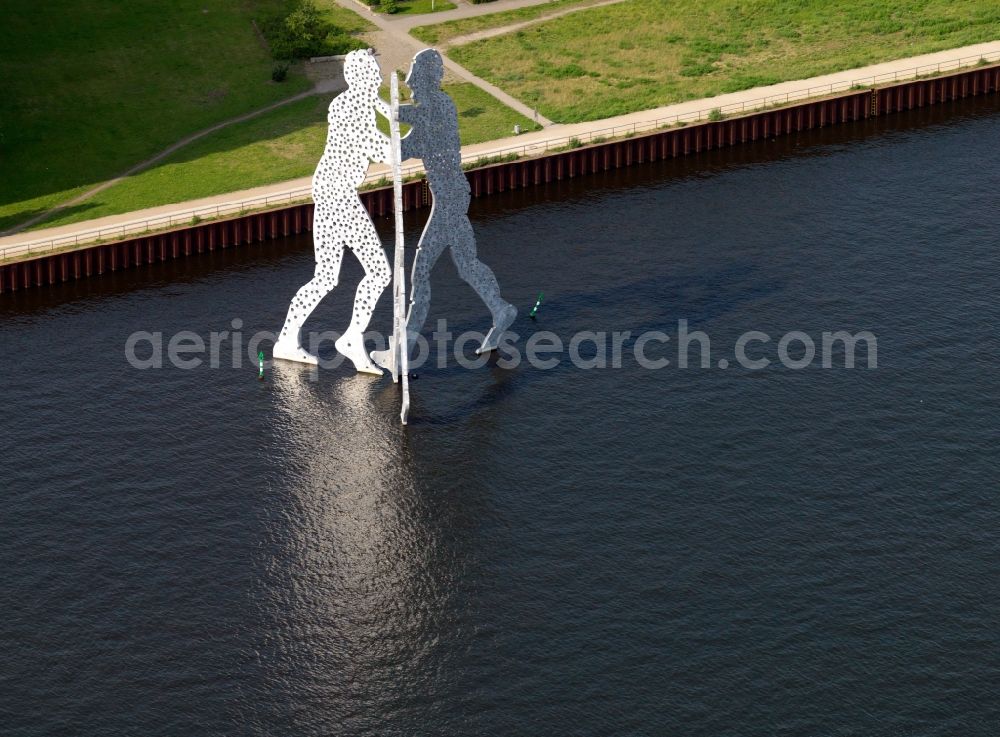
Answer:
[336,0,556,125]
[3,40,998,254]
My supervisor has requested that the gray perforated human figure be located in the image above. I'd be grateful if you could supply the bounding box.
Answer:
[372,49,516,371]
[273,49,391,374]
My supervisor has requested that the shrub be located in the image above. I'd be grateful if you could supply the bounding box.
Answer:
[708,107,724,121]
[281,0,331,54]
[271,62,289,82]
[262,0,362,60]
[381,0,399,13]
[461,153,520,170]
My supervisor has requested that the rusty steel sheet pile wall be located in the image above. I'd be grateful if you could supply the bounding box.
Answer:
[3,65,998,294]
[463,91,872,198]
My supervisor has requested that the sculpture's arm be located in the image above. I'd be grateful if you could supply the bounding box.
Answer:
[364,97,391,164]
[397,104,423,160]
[398,103,419,125]
[399,129,419,161]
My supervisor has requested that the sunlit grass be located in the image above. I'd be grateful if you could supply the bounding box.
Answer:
[317,0,377,33]
[411,0,606,45]
[0,0,383,233]
[391,0,457,16]
[0,0,325,231]
[448,0,1000,123]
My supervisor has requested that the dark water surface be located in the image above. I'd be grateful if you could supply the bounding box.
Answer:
[3,98,1000,736]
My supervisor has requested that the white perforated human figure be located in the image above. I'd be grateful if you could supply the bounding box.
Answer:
[273,49,391,374]
[372,49,517,371]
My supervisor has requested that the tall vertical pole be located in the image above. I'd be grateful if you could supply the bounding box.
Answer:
[389,72,410,424]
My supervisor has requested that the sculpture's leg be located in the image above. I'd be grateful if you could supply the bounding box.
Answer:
[407,229,449,343]
[370,228,448,371]
[335,226,391,375]
[273,226,344,365]
[449,215,517,354]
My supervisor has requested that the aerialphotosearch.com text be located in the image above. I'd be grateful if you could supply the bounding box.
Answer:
[125,319,877,374]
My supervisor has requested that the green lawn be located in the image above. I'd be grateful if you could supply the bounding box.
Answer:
[34,83,540,229]
[319,0,377,33]
[0,0,331,232]
[390,0,457,16]
[447,0,1000,123]
[411,0,604,45]
[447,83,542,141]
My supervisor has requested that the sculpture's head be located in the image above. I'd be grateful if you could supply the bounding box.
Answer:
[406,49,444,98]
[343,49,382,96]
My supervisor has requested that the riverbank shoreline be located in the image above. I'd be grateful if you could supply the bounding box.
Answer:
[4,40,999,258]
[1,61,998,294]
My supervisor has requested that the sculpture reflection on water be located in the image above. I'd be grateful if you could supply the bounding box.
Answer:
[273,48,517,424]
[258,365,445,726]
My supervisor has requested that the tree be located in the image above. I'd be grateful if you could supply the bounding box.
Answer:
[268,0,338,60]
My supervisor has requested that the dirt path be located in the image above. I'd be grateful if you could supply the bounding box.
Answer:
[2,87,322,236]
[387,0,594,33]
[442,0,630,46]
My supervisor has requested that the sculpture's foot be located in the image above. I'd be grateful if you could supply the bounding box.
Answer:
[273,338,319,365]
[477,304,518,354]
[336,332,382,376]
[370,346,394,372]
[371,331,418,372]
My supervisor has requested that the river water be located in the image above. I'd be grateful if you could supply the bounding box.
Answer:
[3,97,999,736]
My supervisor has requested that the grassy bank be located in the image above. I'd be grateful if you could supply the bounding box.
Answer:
[34,84,540,230]
[0,0,324,231]
[0,0,378,233]
[320,0,377,33]
[447,0,1000,122]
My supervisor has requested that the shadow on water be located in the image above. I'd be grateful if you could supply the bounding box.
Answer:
[407,261,785,426]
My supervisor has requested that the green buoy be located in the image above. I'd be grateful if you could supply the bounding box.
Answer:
[529,292,544,320]
[258,350,265,381]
